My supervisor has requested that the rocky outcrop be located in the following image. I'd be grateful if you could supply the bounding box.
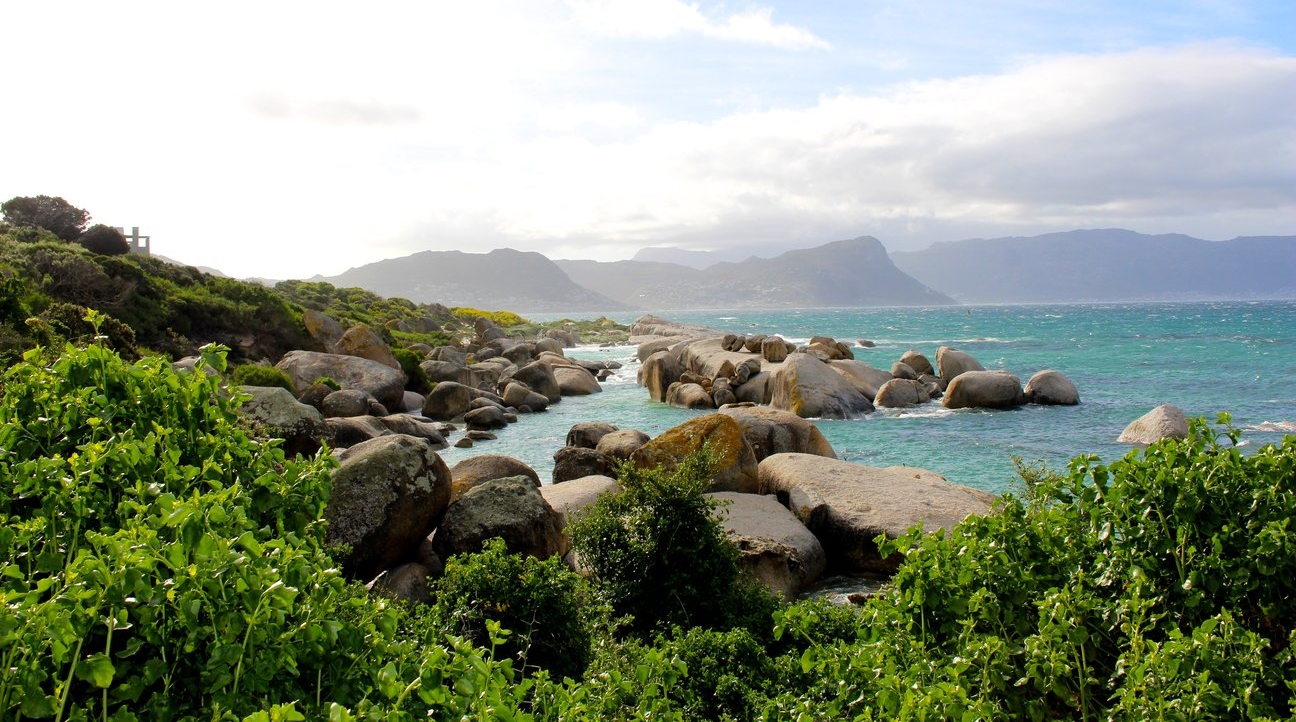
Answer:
[423,381,474,421]
[552,446,616,483]
[337,324,401,371]
[942,371,1025,410]
[666,382,715,409]
[873,378,931,408]
[898,349,935,376]
[711,491,826,602]
[1118,404,1189,444]
[449,454,541,501]
[630,414,760,493]
[511,361,562,403]
[239,386,328,457]
[326,415,391,447]
[828,360,894,401]
[553,365,602,395]
[759,453,997,574]
[936,346,985,382]
[540,475,619,526]
[325,434,452,581]
[770,354,875,419]
[595,429,651,460]
[1024,370,1080,405]
[302,309,344,351]
[433,476,566,560]
[321,389,386,418]
[717,406,836,461]
[565,421,619,449]
[276,350,406,410]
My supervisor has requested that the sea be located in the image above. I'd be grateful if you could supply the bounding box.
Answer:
[436,301,1296,496]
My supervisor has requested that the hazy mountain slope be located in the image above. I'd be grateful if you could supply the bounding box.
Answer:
[562,236,955,308]
[317,248,630,313]
[890,229,1296,302]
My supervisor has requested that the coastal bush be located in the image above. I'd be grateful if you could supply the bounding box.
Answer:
[391,346,431,393]
[233,362,297,392]
[452,306,528,328]
[568,447,779,638]
[431,538,598,680]
[1,194,89,241]
[767,417,1296,719]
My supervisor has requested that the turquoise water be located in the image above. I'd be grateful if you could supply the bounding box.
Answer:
[438,301,1296,494]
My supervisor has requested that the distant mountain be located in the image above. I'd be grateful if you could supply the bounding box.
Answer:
[316,248,630,313]
[559,236,955,308]
[891,229,1296,303]
[631,246,726,269]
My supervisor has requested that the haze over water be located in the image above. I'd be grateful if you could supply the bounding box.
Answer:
[439,300,1296,493]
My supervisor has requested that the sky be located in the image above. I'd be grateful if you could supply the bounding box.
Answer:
[3,1,1294,279]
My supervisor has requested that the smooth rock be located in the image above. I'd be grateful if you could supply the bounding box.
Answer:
[630,414,759,493]
[540,475,619,526]
[566,421,619,449]
[553,365,602,395]
[936,346,985,382]
[433,476,566,560]
[898,349,935,377]
[1118,404,1189,444]
[552,446,616,483]
[449,454,541,500]
[276,350,407,410]
[594,429,651,460]
[239,386,328,457]
[337,324,401,371]
[759,453,996,573]
[771,354,875,419]
[718,406,836,461]
[942,371,1025,410]
[710,491,826,602]
[873,378,932,408]
[1024,370,1080,405]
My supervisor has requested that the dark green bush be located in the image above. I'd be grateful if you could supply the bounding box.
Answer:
[568,446,777,637]
[391,346,431,393]
[78,224,130,255]
[431,538,597,680]
[233,363,297,393]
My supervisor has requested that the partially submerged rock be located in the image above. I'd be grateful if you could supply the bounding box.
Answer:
[770,354,874,419]
[1118,404,1189,444]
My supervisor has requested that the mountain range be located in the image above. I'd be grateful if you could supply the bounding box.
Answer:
[313,230,1295,312]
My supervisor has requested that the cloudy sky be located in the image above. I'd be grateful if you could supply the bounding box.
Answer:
[3,1,1294,279]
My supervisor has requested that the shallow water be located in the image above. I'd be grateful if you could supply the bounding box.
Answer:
[439,300,1296,493]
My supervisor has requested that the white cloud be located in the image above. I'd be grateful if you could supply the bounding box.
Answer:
[566,0,830,49]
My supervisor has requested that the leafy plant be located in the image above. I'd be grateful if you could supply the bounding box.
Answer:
[232,363,297,393]
[431,538,598,680]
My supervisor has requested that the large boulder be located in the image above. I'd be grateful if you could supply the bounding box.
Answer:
[936,346,985,382]
[502,382,550,412]
[666,382,716,410]
[638,349,684,402]
[553,365,602,395]
[449,454,541,501]
[512,361,562,403]
[761,335,790,363]
[595,429,652,460]
[630,414,760,493]
[717,406,836,462]
[565,421,619,449]
[464,405,508,431]
[552,446,616,483]
[325,434,452,581]
[898,349,935,377]
[771,354,875,419]
[337,324,401,371]
[326,415,391,448]
[423,381,474,421]
[828,360,894,401]
[710,491,826,602]
[540,475,619,526]
[1118,404,1189,444]
[276,350,406,410]
[302,309,344,352]
[421,359,473,386]
[734,372,773,405]
[759,453,997,574]
[377,415,449,449]
[239,386,328,457]
[321,388,386,418]
[873,378,932,408]
[1024,370,1080,405]
[942,371,1025,410]
[432,476,566,560]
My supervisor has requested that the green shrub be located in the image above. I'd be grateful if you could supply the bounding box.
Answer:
[29,302,137,357]
[78,224,130,255]
[391,346,430,393]
[312,376,342,390]
[431,538,597,680]
[233,363,297,392]
[451,307,528,328]
[568,446,776,637]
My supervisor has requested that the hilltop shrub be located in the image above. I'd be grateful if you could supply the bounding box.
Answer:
[78,224,130,255]
[452,306,527,328]
[431,539,598,680]
[232,363,297,393]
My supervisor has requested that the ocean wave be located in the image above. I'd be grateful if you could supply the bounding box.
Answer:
[1245,420,1296,433]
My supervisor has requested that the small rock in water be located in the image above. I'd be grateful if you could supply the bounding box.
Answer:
[454,438,474,448]
[856,339,875,348]
[466,430,498,441]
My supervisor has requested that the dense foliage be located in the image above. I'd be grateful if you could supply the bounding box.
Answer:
[1,195,89,241]
[3,318,1295,718]
[77,224,130,256]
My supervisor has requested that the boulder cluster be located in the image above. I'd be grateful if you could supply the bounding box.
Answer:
[284,402,998,606]
[631,314,1080,418]
[237,313,621,455]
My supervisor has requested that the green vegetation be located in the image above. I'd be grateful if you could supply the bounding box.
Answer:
[451,306,528,328]
[2,195,89,241]
[77,224,130,256]
[2,330,1294,719]
[232,363,297,393]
